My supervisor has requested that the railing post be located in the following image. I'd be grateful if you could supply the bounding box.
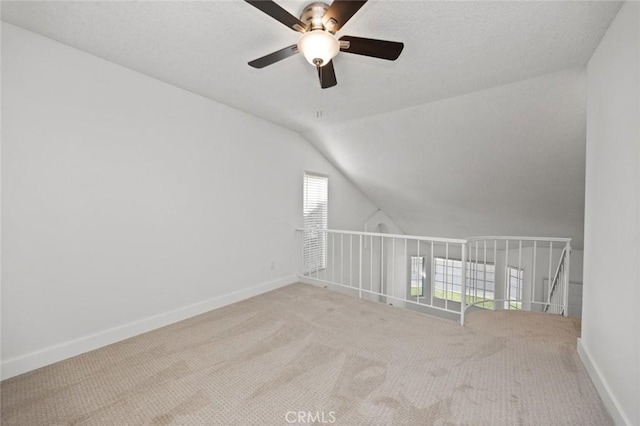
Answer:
[404,239,408,302]
[332,232,335,283]
[504,240,509,310]
[563,242,571,317]
[392,238,395,299]
[301,229,305,277]
[323,230,327,282]
[430,241,434,307]
[416,240,420,303]
[531,241,537,311]
[517,240,522,308]
[493,240,497,311]
[445,243,449,310]
[381,237,384,297]
[341,234,344,285]
[358,235,363,299]
[349,235,353,287]
[547,242,553,306]
[370,236,373,293]
[461,242,467,326]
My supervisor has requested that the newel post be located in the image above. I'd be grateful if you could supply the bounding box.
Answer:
[461,242,467,326]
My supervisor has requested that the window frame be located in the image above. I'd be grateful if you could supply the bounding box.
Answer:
[432,257,496,308]
[410,256,425,297]
[505,265,524,310]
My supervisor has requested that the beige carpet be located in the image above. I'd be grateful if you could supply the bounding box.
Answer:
[1,283,611,425]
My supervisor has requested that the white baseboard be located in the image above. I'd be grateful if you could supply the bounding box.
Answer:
[1,275,298,381]
[577,338,631,425]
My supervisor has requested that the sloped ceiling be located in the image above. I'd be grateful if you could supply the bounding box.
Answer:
[1,1,623,247]
[305,69,588,245]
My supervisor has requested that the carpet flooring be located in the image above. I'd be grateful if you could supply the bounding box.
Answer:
[1,283,611,425]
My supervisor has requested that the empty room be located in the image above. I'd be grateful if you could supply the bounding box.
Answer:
[1,0,638,425]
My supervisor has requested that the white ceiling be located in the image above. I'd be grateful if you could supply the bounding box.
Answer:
[305,68,588,245]
[1,1,623,247]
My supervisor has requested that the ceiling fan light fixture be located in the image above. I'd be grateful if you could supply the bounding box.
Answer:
[297,30,339,67]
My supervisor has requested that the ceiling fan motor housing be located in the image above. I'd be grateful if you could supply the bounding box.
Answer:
[300,2,337,33]
[297,1,339,67]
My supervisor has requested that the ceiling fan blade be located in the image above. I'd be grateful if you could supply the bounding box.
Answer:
[317,60,337,89]
[245,0,307,33]
[249,45,299,69]
[339,36,404,60]
[323,0,367,33]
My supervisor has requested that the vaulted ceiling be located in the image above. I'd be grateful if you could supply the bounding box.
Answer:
[1,1,623,247]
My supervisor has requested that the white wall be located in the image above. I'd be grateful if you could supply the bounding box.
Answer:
[581,2,640,425]
[0,23,378,379]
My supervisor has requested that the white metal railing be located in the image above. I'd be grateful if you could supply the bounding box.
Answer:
[544,247,568,314]
[297,228,571,326]
[464,237,571,318]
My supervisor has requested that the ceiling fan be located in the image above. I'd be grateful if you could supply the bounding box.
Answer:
[245,0,404,89]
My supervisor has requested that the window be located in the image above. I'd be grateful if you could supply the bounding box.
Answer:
[434,258,462,300]
[410,256,425,296]
[303,172,328,275]
[466,261,496,309]
[434,258,495,308]
[505,266,523,310]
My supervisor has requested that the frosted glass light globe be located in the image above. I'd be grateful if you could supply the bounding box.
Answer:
[297,30,339,67]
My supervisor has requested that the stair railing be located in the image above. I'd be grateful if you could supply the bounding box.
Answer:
[544,245,570,315]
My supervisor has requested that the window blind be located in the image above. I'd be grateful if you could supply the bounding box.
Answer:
[303,172,328,275]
